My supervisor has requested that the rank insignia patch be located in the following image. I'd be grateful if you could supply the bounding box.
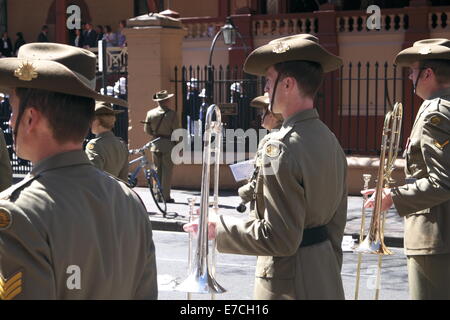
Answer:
[0,208,12,230]
[265,143,280,158]
[0,271,23,300]
[14,61,38,81]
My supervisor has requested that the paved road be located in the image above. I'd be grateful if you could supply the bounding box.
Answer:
[154,230,410,300]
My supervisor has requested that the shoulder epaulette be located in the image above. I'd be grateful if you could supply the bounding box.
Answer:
[267,125,294,143]
[0,174,40,201]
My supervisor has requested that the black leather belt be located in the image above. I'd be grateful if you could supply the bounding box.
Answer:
[300,225,328,248]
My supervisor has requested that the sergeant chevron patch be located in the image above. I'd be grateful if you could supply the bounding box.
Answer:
[0,271,23,300]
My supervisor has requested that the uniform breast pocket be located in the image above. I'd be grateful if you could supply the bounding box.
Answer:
[255,256,296,280]
[404,209,444,250]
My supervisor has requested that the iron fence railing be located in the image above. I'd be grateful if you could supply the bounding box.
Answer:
[172,62,419,156]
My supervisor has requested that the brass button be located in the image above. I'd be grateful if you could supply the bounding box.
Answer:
[430,116,441,125]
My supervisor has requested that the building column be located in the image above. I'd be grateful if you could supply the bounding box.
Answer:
[315,3,340,144]
[401,0,431,135]
[55,0,68,44]
[228,14,254,68]
[123,14,186,153]
[219,0,231,18]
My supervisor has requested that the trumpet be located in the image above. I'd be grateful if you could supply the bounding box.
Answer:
[176,104,226,296]
[354,102,403,299]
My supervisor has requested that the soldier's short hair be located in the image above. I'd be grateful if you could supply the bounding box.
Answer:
[274,60,324,99]
[420,59,450,85]
[96,114,116,130]
[15,88,95,144]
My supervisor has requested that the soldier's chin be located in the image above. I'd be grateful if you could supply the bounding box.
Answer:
[12,142,27,162]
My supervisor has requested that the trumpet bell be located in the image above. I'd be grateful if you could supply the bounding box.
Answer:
[175,270,226,294]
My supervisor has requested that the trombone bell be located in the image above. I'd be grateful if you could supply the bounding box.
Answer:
[175,271,226,294]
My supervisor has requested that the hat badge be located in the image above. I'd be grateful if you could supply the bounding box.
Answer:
[419,46,432,55]
[272,41,290,54]
[14,61,38,81]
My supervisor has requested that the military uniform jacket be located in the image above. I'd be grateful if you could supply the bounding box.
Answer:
[216,109,348,300]
[0,128,12,192]
[0,151,157,300]
[85,131,129,181]
[144,105,179,153]
[392,88,450,255]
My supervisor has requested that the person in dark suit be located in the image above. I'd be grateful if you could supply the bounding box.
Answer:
[1,32,13,57]
[14,32,26,56]
[95,25,104,43]
[73,29,84,48]
[37,25,49,42]
[83,23,98,48]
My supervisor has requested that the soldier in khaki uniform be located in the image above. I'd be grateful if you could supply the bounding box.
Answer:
[144,90,180,203]
[364,39,450,300]
[0,128,12,192]
[238,94,283,209]
[85,101,129,181]
[0,43,157,299]
[185,34,348,300]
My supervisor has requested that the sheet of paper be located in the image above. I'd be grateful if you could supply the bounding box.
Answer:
[341,235,356,252]
[229,159,255,182]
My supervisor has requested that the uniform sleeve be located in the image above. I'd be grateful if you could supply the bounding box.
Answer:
[325,169,347,269]
[118,160,129,182]
[216,141,306,256]
[85,141,105,171]
[117,144,129,182]
[0,202,55,300]
[144,113,154,136]
[392,111,450,216]
[0,129,12,192]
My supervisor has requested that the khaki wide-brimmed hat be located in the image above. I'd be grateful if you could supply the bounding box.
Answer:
[244,34,342,76]
[95,101,124,116]
[395,38,450,66]
[0,43,128,107]
[153,90,174,102]
[250,94,270,109]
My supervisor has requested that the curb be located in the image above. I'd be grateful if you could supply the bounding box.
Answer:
[150,217,185,232]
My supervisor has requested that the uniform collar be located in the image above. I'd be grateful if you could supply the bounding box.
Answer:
[283,108,319,127]
[31,150,92,176]
[427,87,450,101]
[96,131,114,138]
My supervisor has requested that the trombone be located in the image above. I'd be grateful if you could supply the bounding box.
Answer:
[354,102,403,300]
[176,104,226,297]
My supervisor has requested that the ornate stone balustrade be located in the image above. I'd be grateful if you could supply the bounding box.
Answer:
[89,46,128,73]
[336,8,408,33]
[252,14,318,37]
[180,6,450,40]
[429,6,450,30]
